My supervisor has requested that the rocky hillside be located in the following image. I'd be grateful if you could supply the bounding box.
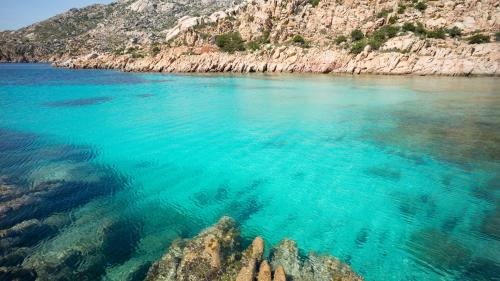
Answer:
[56,0,500,75]
[145,216,363,281]
[0,0,241,62]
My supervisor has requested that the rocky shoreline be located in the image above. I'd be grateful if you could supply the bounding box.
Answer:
[52,0,500,76]
[54,38,499,76]
[145,216,364,281]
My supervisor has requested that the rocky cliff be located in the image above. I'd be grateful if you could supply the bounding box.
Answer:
[144,216,364,281]
[0,0,241,62]
[2,0,500,75]
[55,0,500,76]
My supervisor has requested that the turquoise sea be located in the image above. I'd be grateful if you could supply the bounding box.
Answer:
[0,64,499,281]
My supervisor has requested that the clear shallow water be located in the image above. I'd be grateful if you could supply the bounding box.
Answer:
[0,64,499,281]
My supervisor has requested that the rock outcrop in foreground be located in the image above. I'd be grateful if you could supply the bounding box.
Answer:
[145,217,363,281]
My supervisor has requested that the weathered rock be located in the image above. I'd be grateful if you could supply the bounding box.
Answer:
[145,217,364,281]
[258,260,272,281]
[270,238,364,281]
[273,266,286,281]
[145,216,241,281]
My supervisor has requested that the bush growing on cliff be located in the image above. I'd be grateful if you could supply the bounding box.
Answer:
[388,16,398,24]
[377,8,393,18]
[402,22,415,32]
[261,30,271,44]
[467,33,490,44]
[415,22,427,36]
[150,45,161,56]
[427,28,446,39]
[414,1,427,11]
[215,32,246,53]
[446,26,462,38]
[247,41,261,51]
[351,29,364,41]
[397,4,406,14]
[292,34,306,45]
[335,35,347,45]
[350,40,367,54]
[308,0,320,7]
[495,31,500,42]
[113,48,124,55]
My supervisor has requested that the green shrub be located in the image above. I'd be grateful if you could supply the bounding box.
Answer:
[350,40,367,54]
[446,26,462,38]
[402,22,416,32]
[427,28,446,39]
[388,16,398,24]
[131,52,144,59]
[377,8,392,18]
[351,29,364,41]
[247,41,261,51]
[367,38,384,50]
[309,0,320,7]
[215,32,246,53]
[415,1,427,11]
[380,25,400,38]
[467,33,490,44]
[335,35,347,45]
[415,22,427,36]
[151,46,161,56]
[367,25,400,50]
[397,4,406,14]
[113,48,124,55]
[292,34,306,45]
[495,31,500,42]
[261,30,271,44]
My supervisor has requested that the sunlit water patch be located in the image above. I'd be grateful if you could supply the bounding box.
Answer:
[0,64,499,281]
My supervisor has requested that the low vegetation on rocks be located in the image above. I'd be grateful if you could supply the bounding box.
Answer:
[215,32,246,53]
[467,33,490,44]
[308,0,321,7]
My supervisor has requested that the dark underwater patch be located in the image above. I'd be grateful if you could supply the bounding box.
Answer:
[44,97,112,107]
[480,206,500,240]
[0,128,129,280]
[406,228,472,272]
[127,261,152,281]
[364,166,401,181]
[462,257,500,281]
[137,93,155,98]
[0,129,37,152]
[355,228,369,248]
[101,218,143,266]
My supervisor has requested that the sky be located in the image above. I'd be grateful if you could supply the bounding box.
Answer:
[0,0,114,31]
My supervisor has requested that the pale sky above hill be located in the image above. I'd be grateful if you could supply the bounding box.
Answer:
[0,0,113,31]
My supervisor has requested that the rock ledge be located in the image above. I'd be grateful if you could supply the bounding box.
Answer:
[145,216,363,281]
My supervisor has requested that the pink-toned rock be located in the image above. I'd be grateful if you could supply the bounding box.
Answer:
[258,261,272,281]
[273,266,286,281]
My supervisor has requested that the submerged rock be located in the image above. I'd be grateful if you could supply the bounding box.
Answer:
[145,217,364,281]
[406,228,472,272]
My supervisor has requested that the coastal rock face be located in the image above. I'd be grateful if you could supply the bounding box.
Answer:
[144,217,364,281]
[55,40,499,76]
[53,0,500,76]
[3,0,500,75]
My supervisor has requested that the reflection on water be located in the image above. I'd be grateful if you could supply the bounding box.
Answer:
[0,64,499,281]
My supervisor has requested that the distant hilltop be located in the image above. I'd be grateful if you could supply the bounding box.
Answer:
[2,0,500,76]
[0,0,242,62]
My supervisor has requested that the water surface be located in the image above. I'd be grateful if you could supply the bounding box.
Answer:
[0,64,499,281]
